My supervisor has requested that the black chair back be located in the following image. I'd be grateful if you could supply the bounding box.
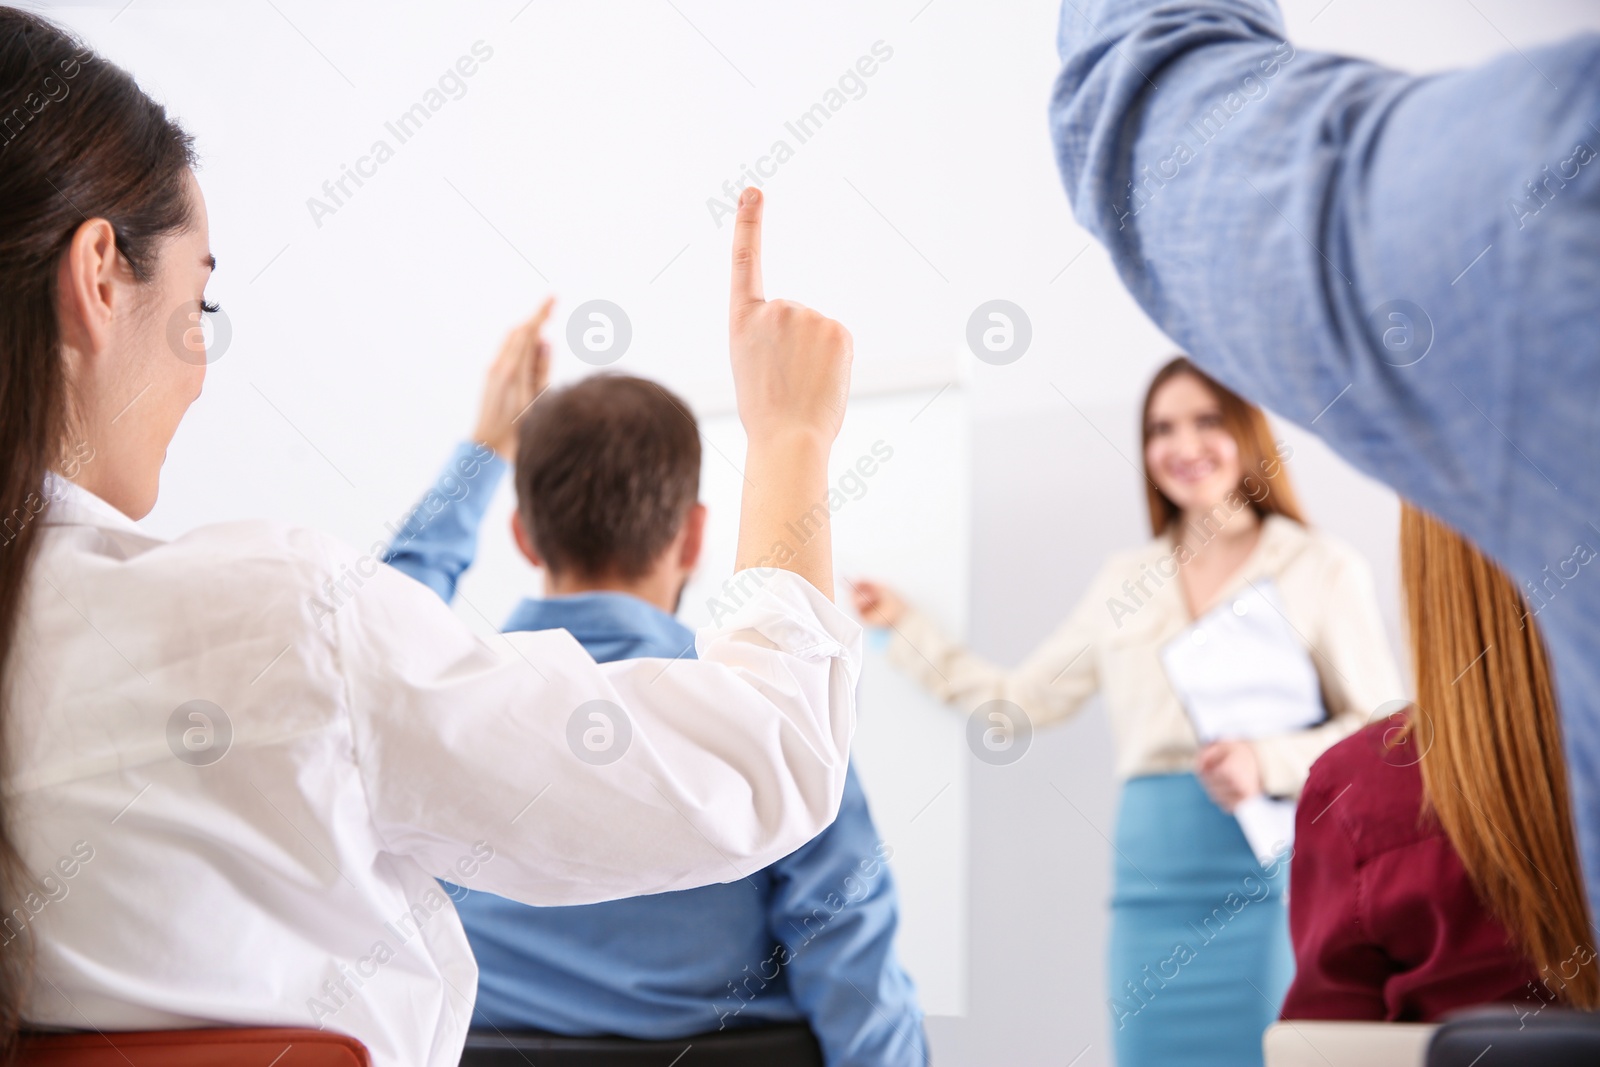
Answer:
[459,1023,823,1067]
[1428,1005,1600,1066]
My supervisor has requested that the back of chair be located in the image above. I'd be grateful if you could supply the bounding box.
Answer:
[459,1023,823,1067]
[1263,1020,1437,1067]
[1428,1005,1600,1066]
[17,1028,371,1066]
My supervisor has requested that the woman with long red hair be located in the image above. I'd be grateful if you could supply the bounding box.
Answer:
[854,356,1402,1066]
[1282,505,1600,1019]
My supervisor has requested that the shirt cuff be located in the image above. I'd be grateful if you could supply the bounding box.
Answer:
[886,604,951,676]
[390,441,506,547]
[699,568,863,672]
[1249,734,1312,799]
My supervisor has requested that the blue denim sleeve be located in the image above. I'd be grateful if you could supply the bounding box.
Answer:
[766,765,927,1067]
[380,441,507,603]
[1050,0,1600,904]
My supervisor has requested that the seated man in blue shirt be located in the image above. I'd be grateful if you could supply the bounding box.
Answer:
[383,339,926,1066]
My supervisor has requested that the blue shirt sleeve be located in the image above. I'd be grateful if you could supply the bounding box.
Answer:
[766,765,927,1067]
[1050,0,1600,906]
[380,441,507,603]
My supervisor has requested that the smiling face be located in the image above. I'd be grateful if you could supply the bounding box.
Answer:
[1143,370,1245,518]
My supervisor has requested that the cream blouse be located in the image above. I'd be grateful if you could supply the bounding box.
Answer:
[888,515,1404,798]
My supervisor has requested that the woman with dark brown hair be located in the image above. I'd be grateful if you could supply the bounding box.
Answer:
[1281,505,1600,1019]
[853,356,1402,1066]
[0,9,862,1065]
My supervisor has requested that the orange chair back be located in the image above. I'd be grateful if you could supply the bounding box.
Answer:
[18,1028,370,1066]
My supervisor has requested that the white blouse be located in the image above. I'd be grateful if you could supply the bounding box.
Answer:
[9,476,860,1067]
[888,515,1403,796]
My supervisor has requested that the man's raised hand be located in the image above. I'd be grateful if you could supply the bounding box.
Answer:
[473,295,555,461]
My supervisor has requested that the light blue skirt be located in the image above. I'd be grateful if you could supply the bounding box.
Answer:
[1107,774,1293,1067]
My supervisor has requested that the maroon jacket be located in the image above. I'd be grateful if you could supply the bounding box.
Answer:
[1280,719,1544,1021]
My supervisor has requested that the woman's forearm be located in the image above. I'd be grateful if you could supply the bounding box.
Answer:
[737,428,835,598]
[726,187,853,598]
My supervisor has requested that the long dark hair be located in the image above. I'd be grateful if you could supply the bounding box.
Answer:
[0,7,195,1049]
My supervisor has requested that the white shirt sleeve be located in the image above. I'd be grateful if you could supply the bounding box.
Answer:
[327,542,861,907]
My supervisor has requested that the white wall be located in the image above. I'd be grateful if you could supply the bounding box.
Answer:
[38,0,1600,1062]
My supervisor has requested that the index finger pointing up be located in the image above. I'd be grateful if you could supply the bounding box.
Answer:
[729,186,764,313]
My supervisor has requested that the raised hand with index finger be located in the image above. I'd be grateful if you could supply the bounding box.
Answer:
[728,187,853,448]
[725,187,854,600]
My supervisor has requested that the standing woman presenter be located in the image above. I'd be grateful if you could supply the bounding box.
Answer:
[853,357,1401,1067]
[0,10,858,1067]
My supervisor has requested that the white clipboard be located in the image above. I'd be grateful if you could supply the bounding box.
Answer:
[1160,578,1325,866]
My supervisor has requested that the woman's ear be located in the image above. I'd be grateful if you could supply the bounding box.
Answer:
[56,218,123,364]
[510,509,543,568]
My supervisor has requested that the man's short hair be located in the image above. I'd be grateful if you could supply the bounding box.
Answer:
[513,374,701,580]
